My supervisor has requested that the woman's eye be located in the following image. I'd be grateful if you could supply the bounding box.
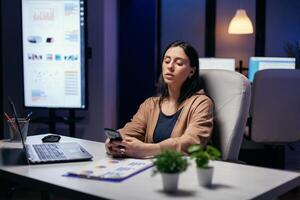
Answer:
[164,59,170,64]
[176,62,183,66]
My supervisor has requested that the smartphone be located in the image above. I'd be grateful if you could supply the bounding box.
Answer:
[104,128,123,141]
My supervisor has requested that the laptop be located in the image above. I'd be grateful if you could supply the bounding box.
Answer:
[8,97,93,164]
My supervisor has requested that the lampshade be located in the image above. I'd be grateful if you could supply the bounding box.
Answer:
[228,9,254,34]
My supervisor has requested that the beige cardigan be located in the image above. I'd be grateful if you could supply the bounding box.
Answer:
[118,89,214,154]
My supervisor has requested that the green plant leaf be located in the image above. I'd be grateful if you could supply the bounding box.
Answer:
[187,144,203,154]
[206,145,221,160]
[187,144,222,168]
[153,150,188,174]
[196,155,209,168]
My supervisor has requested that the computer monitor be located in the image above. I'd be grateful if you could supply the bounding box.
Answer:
[199,58,236,71]
[248,57,296,82]
[21,0,87,109]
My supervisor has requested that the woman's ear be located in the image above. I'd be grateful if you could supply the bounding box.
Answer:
[189,67,196,77]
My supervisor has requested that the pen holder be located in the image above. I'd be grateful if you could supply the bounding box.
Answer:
[7,118,30,142]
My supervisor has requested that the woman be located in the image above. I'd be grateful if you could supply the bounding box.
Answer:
[105,40,214,158]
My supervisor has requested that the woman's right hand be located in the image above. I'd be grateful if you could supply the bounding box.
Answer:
[105,138,126,157]
[105,138,112,155]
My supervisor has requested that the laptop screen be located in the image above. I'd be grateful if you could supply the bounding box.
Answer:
[8,97,30,164]
[248,57,296,82]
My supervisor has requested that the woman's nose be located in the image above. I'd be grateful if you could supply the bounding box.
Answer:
[167,61,174,71]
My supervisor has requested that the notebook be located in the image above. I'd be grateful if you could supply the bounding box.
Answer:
[66,158,154,182]
[8,97,93,164]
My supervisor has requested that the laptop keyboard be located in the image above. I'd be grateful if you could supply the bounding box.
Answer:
[33,143,67,161]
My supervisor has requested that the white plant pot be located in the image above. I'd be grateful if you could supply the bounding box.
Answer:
[197,166,214,186]
[161,173,179,192]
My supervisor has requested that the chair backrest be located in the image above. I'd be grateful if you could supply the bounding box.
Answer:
[200,69,251,161]
[250,69,300,143]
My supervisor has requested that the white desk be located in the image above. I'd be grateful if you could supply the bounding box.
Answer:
[1,135,300,200]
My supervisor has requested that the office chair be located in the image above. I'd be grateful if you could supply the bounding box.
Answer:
[247,69,300,143]
[200,69,251,161]
[242,69,300,168]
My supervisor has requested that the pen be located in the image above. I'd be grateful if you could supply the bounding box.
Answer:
[25,111,33,120]
[4,112,18,132]
[4,112,13,122]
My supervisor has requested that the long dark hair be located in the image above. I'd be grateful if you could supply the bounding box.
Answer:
[156,40,201,103]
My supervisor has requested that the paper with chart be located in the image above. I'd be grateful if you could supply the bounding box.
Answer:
[66,158,154,181]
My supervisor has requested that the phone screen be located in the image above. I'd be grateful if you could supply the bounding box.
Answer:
[104,128,123,141]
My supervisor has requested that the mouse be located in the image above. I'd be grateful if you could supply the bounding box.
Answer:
[42,134,61,143]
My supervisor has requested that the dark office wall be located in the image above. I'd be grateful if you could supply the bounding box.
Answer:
[160,0,206,57]
[0,0,3,138]
[265,0,300,57]
[1,0,25,139]
[77,0,104,141]
[118,0,157,127]
[103,0,118,129]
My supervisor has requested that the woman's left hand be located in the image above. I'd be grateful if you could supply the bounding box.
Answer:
[120,137,148,158]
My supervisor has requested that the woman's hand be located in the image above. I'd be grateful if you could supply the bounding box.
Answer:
[105,137,161,158]
[120,137,161,158]
[118,137,146,158]
[105,138,112,155]
[105,138,126,157]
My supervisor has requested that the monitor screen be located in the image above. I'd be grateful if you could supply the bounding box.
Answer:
[199,58,236,71]
[22,0,86,108]
[248,57,296,82]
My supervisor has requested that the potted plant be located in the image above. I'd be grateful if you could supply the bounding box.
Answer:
[153,150,188,192]
[188,144,221,186]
